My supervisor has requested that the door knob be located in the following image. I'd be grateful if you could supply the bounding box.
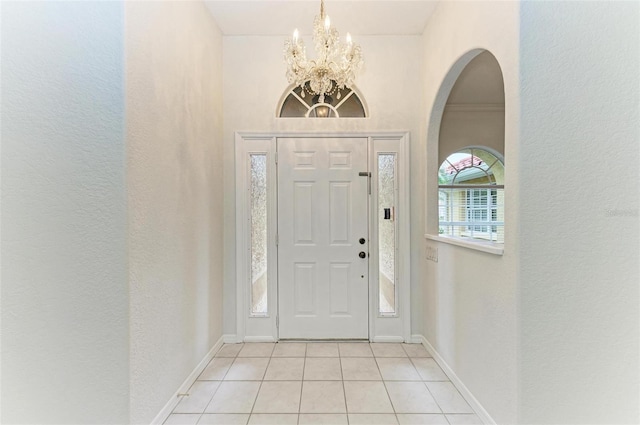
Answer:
[359,251,367,259]
[359,238,366,245]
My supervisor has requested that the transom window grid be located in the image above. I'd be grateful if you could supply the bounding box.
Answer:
[438,148,504,244]
[279,80,367,118]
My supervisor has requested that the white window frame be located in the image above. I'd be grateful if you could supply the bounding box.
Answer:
[428,147,505,255]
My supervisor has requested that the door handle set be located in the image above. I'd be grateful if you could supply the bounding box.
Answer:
[358,237,367,258]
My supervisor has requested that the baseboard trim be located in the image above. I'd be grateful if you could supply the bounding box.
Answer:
[416,334,496,425]
[243,335,276,342]
[223,334,238,344]
[372,335,405,343]
[150,335,224,425]
[410,334,424,344]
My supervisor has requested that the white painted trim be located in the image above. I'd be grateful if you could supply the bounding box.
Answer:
[235,136,278,341]
[398,133,411,343]
[237,131,410,139]
[410,334,425,344]
[236,131,412,343]
[369,134,412,343]
[415,334,496,425]
[371,335,405,343]
[243,335,277,343]
[235,133,247,343]
[425,234,504,256]
[223,334,239,344]
[151,335,224,425]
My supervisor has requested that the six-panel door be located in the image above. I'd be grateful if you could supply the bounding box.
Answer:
[277,137,369,339]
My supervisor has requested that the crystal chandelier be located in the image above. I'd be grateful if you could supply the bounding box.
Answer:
[284,0,363,105]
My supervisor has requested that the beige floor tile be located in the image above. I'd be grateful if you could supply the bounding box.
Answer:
[376,358,421,381]
[237,343,275,357]
[343,381,394,413]
[304,357,342,380]
[300,381,346,413]
[200,357,234,380]
[341,357,382,380]
[224,358,269,381]
[272,342,306,357]
[348,414,399,425]
[163,414,200,425]
[198,414,250,424]
[425,382,473,414]
[338,342,373,357]
[247,414,298,425]
[216,344,244,358]
[401,344,430,358]
[370,343,407,357]
[306,343,339,357]
[173,381,220,414]
[411,358,448,381]
[205,381,261,414]
[299,414,348,425]
[385,382,441,414]
[264,357,305,380]
[252,381,302,413]
[396,414,449,424]
[445,414,483,424]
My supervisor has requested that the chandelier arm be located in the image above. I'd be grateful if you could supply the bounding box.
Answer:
[284,0,363,99]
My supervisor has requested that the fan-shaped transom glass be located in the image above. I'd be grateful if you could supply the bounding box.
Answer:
[439,148,504,186]
[279,80,367,118]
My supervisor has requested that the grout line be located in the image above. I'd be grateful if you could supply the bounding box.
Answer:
[338,352,350,425]
[248,350,271,418]
[297,350,306,425]
[198,345,241,422]
[423,380,445,416]
[374,353,397,418]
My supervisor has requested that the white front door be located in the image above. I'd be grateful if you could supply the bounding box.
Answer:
[277,137,369,339]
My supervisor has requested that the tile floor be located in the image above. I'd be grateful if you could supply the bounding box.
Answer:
[164,342,482,425]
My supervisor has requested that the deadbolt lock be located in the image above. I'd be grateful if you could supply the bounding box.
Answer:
[359,238,366,245]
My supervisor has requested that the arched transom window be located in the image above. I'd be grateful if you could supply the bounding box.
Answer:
[438,148,504,243]
[278,80,367,118]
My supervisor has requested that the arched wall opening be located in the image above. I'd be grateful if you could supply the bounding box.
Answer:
[421,46,512,424]
[426,50,505,239]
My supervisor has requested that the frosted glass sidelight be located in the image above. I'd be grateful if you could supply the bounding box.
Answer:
[250,154,268,315]
[378,154,396,315]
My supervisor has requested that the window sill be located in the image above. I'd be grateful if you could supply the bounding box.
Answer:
[424,234,504,256]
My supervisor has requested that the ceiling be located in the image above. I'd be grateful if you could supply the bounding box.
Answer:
[204,1,440,36]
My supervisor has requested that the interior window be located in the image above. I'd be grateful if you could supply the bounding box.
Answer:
[438,148,504,243]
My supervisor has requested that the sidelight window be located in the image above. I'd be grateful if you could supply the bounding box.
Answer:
[250,154,268,315]
[378,153,397,315]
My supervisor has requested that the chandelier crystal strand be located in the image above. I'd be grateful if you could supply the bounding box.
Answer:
[284,0,363,104]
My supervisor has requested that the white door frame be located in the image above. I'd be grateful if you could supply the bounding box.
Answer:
[235,131,411,343]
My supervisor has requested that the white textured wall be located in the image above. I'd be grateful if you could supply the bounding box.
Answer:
[1,2,129,423]
[519,2,639,423]
[126,2,224,423]
[222,35,424,338]
[420,2,520,423]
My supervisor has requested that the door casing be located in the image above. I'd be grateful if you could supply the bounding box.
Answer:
[234,132,411,343]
